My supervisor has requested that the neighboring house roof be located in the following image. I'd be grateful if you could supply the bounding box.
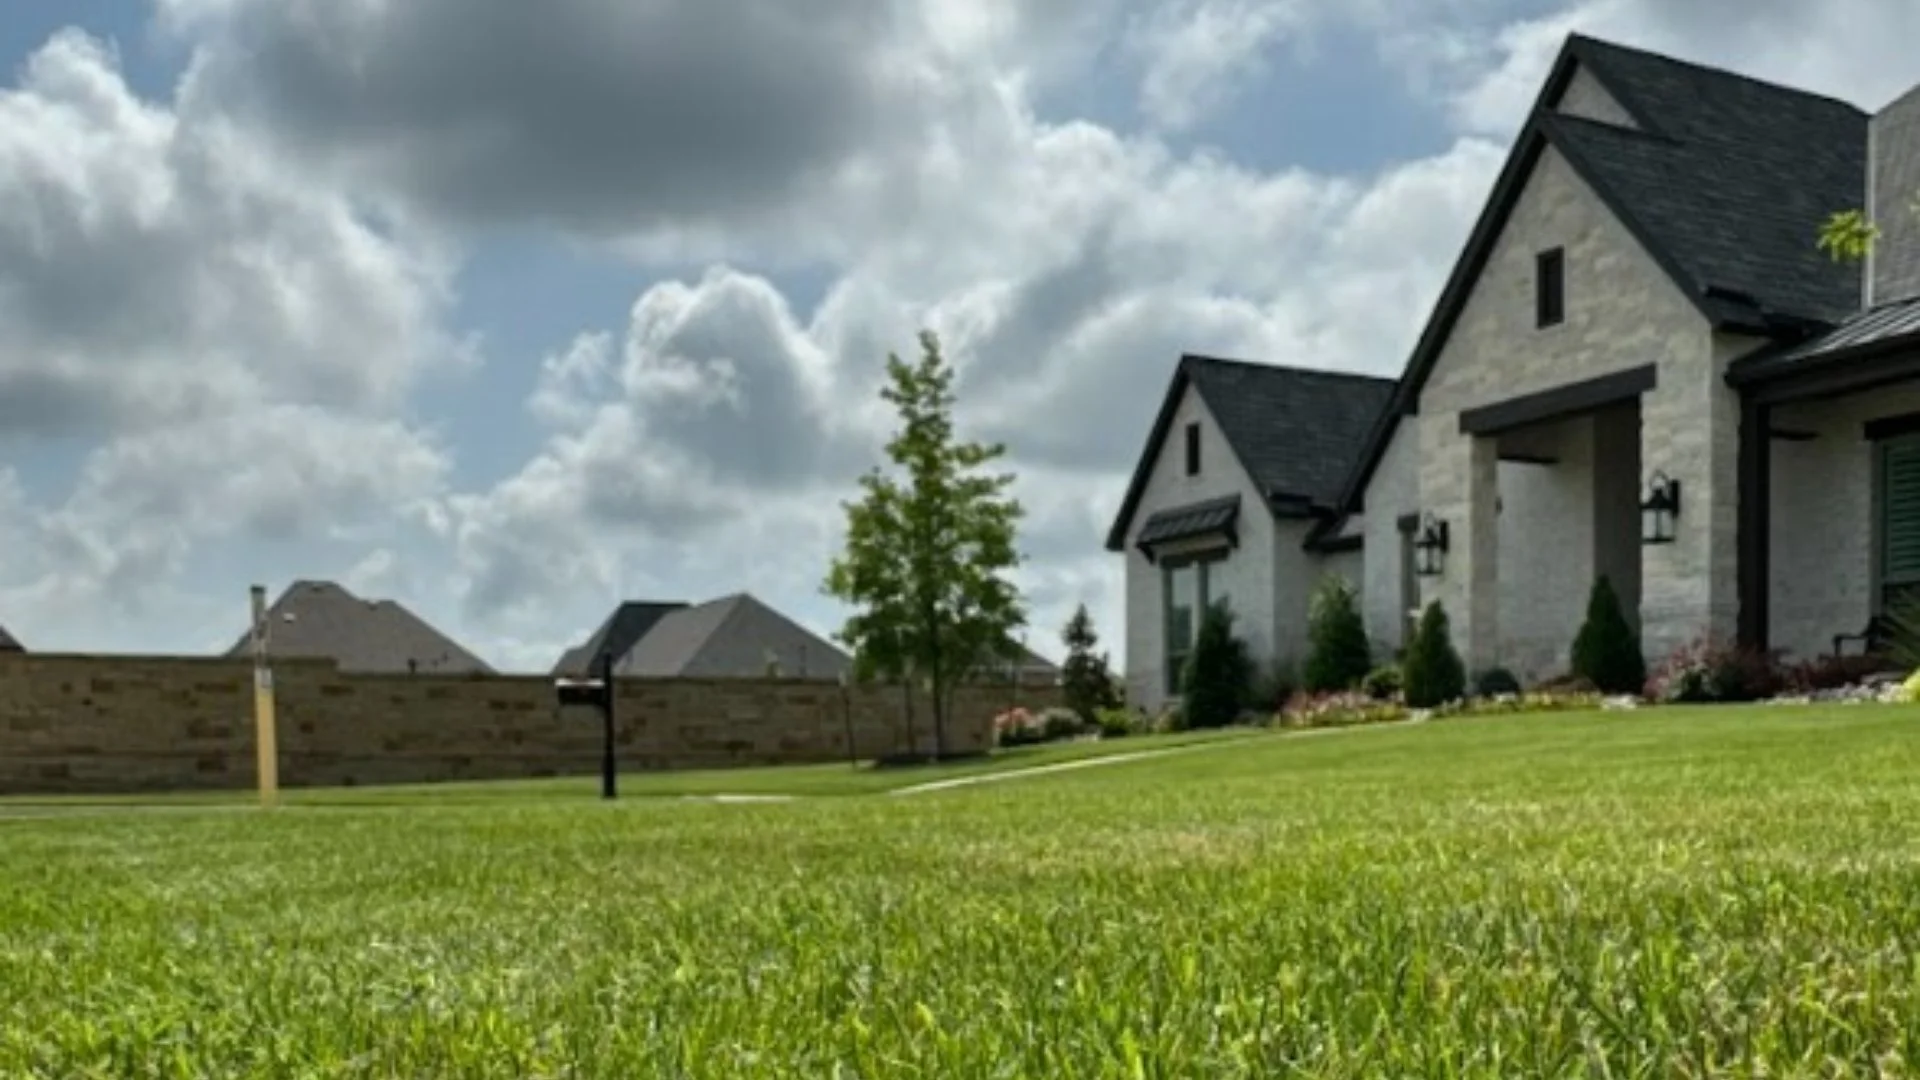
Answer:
[0,623,21,652]
[226,580,494,675]
[613,593,851,679]
[1105,355,1396,552]
[1321,33,1871,543]
[551,600,689,675]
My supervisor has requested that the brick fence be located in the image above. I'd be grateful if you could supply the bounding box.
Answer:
[0,653,1061,794]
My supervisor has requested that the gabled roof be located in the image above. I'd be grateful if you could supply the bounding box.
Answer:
[551,600,688,675]
[1321,33,1870,537]
[614,593,850,679]
[228,580,494,675]
[0,622,21,652]
[1105,355,1395,552]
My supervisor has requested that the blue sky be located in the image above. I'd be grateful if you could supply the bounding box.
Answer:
[1,0,1915,671]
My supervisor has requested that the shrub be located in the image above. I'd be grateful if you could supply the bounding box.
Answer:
[1181,601,1253,729]
[1570,576,1647,694]
[1532,672,1599,695]
[1645,638,1784,704]
[1038,707,1087,741]
[1279,691,1409,730]
[1360,664,1403,701]
[1248,657,1300,713]
[992,707,1043,747]
[1785,653,1898,693]
[1474,667,1522,698]
[1304,575,1373,693]
[1094,707,1139,739]
[1402,601,1467,709]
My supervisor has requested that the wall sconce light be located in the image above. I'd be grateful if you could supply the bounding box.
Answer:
[1640,471,1681,545]
[1414,513,1450,577]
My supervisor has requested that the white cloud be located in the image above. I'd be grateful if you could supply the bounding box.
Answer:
[1128,0,1307,131]
[6,0,1920,674]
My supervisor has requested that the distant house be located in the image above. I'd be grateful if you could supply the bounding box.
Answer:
[551,601,689,676]
[0,622,21,654]
[556,593,851,680]
[987,640,1061,683]
[227,580,493,675]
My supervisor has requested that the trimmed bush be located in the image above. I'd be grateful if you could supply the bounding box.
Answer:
[1180,601,1253,730]
[1360,664,1403,701]
[1094,707,1140,739]
[1474,667,1522,698]
[1304,575,1373,693]
[1402,601,1467,709]
[1646,638,1784,704]
[1570,576,1647,695]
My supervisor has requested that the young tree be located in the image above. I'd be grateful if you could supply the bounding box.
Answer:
[1402,601,1467,709]
[825,330,1026,759]
[1181,601,1253,729]
[1303,574,1373,693]
[1060,603,1119,724]
[1570,575,1646,695]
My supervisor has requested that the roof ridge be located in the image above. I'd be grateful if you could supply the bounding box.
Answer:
[1181,354,1396,385]
[1570,33,1869,116]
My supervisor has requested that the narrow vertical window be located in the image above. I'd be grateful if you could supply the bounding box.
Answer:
[1184,422,1201,476]
[1536,247,1566,327]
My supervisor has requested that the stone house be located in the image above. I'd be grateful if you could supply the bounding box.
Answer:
[1111,32,1920,708]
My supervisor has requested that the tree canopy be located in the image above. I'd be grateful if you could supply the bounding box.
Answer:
[824,330,1026,757]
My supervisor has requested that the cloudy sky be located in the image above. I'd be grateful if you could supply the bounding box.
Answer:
[1,0,1916,671]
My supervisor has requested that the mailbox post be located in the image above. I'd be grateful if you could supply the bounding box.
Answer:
[554,651,618,800]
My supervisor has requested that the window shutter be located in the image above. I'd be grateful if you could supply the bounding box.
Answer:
[1883,439,1920,586]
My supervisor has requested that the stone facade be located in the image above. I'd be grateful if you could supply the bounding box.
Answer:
[1124,388,1276,710]
[1769,383,1920,658]
[1871,84,1920,307]
[0,653,1056,795]
[1414,141,1724,670]
[1121,385,1352,711]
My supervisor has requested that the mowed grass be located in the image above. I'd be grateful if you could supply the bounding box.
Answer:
[4,708,1920,1076]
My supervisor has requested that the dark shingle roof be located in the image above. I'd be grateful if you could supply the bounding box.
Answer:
[0,623,20,652]
[1320,33,1877,542]
[614,593,850,679]
[1136,494,1241,548]
[1552,36,1866,325]
[551,600,688,675]
[1105,356,1395,551]
[227,580,494,675]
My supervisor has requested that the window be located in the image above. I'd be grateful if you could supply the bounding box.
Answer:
[1184,422,1201,476]
[1163,554,1225,694]
[1881,436,1920,612]
[1536,247,1566,327]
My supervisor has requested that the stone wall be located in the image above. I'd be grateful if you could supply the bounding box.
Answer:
[0,652,1059,795]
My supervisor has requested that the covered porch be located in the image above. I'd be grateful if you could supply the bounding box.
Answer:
[1733,298,1920,661]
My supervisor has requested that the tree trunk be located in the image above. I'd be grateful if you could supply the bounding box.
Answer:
[901,681,917,758]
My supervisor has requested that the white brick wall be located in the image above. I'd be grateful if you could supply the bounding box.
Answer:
[1413,144,1718,671]
[1496,419,1596,681]
[1122,388,1279,712]
[1362,423,1417,653]
[1556,67,1638,128]
[1768,383,1920,659]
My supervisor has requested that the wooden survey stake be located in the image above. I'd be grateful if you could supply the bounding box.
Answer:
[249,585,280,806]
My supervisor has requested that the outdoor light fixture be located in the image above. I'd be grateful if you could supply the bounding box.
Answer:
[1413,513,1450,577]
[1640,471,1681,545]
[554,651,618,800]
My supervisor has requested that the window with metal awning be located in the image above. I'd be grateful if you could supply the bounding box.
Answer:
[1134,493,1241,560]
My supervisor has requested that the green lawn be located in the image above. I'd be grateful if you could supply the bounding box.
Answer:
[5,706,1920,1075]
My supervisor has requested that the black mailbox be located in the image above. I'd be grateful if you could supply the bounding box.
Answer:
[554,651,618,800]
